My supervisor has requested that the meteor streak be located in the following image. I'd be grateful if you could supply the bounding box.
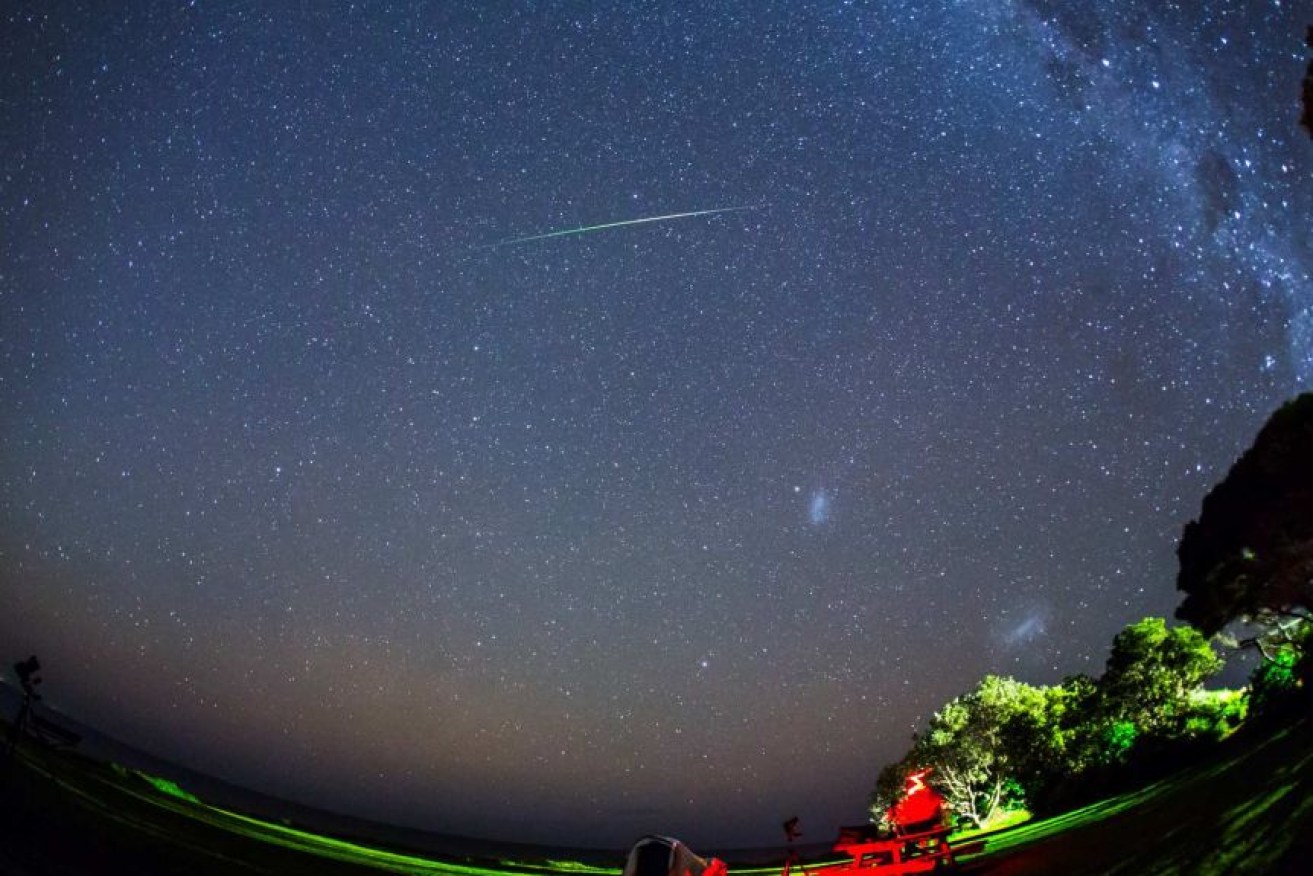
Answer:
[488,205,757,247]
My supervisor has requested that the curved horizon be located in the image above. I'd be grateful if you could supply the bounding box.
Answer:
[2,0,1309,849]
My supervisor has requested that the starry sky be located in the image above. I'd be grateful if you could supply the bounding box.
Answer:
[1,0,1310,852]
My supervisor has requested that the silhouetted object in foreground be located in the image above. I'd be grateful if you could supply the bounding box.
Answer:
[5,656,80,759]
[6,656,42,754]
[622,836,726,876]
[14,656,41,698]
[1176,393,1313,643]
[780,816,806,876]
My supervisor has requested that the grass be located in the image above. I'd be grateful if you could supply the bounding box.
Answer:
[6,742,621,875]
[949,713,1313,874]
[4,709,1311,874]
[947,808,1031,843]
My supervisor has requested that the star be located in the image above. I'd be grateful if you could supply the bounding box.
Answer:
[0,0,1306,850]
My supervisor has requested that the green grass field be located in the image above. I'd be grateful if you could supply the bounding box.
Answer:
[2,710,1311,875]
[949,713,1313,874]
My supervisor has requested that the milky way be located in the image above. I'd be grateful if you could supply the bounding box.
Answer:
[1,0,1309,849]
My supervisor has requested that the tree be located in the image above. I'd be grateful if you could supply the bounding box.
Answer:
[1014,675,1101,798]
[1177,688,1247,741]
[1247,621,1310,718]
[1176,394,1313,643]
[868,619,1240,826]
[902,675,1047,829]
[871,752,920,825]
[1097,617,1223,736]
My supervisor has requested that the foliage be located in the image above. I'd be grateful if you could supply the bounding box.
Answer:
[1178,689,1247,741]
[947,807,1030,842]
[1100,721,1138,763]
[1247,647,1303,718]
[872,618,1237,825]
[880,675,1048,829]
[1098,617,1223,735]
[1035,675,1097,763]
[870,753,920,823]
[136,770,202,804]
[1176,393,1313,639]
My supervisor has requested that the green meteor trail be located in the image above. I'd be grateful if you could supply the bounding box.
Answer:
[489,205,757,247]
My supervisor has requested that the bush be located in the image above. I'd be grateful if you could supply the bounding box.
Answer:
[1248,649,1303,718]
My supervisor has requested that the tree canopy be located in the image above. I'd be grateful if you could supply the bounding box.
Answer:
[871,675,1045,829]
[871,618,1231,828]
[1176,393,1313,637]
[1098,617,1222,734]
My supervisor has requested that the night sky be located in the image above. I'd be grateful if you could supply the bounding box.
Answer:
[2,0,1311,851]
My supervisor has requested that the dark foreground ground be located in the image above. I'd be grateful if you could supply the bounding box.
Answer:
[1,710,1311,875]
[952,711,1313,875]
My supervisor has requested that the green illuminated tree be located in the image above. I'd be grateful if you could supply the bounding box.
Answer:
[869,621,1236,825]
[1249,648,1301,716]
[1017,675,1101,789]
[1175,393,1313,647]
[1246,621,1310,717]
[1097,617,1223,736]
[901,675,1047,829]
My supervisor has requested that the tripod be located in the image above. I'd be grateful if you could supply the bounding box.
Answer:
[3,656,42,767]
[781,817,807,876]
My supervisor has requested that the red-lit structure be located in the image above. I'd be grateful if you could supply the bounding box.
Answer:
[885,769,944,834]
[623,836,727,876]
[830,769,955,874]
